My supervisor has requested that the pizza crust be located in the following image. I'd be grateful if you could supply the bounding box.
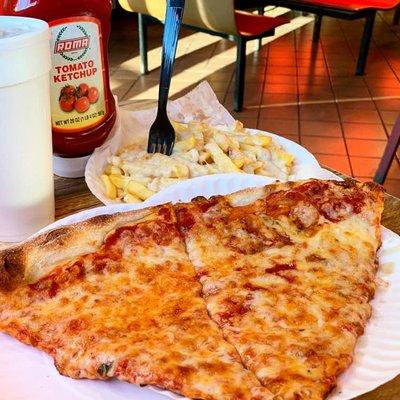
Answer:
[0,206,161,288]
[225,179,382,208]
[1,179,383,290]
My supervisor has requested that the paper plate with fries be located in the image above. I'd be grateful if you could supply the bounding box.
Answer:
[85,82,323,205]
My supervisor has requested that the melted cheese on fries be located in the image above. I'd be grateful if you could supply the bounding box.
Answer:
[101,121,295,203]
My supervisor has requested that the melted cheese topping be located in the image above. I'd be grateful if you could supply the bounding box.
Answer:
[0,180,382,400]
[0,205,271,400]
[177,181,382,400]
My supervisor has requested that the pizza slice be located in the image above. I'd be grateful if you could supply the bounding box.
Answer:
[176,179,384,400]
[0,204,272,400]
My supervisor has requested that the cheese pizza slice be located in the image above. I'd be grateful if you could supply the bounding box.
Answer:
[0,205,271,400]
[176,179,384,400]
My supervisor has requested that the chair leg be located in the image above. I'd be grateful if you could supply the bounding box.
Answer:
[255,7,264,51]
[393,5,400,25]
[355,11,376,76]
[255,38,262,52]
[234,37,247,112]
[374,115,400,184]
[313,14,322,42]
[138,13,149,75]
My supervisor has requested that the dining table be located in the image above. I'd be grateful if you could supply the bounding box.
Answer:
[1,99,399,399]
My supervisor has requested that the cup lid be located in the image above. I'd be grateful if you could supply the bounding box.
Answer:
[0,16,49,51]
[0,16,50,87]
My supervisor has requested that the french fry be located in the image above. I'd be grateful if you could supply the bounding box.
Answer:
[147,177,184,192]
[123,193,142,203]
[192,129,205,151]
[172,164,190,178]
[134,176,153,185]
[205,141,242,173]
[240,143,263,159]
[198,151,211,164]
[229,148,245,168]
[110,165,123,175]
[273,149,294,166]
[256,165,286,180]
[232,159,244,168]
[243,161,263,174]
[171,121,188,136]
[229,135,240,151]
[205,163,219,174]
[100,174,117,199]
[174,135,196,153]
[104,164,113,174]
[202,125,214,143]
[255,168,274,177]
[255,147,272,162]
[234,134,272,147]
[232,120,245,133]
[121,154,189,179]
[174,148,199,163]
[127,180,155,200]
[213,131,230,152]
[174,157,213,177]
[109,174,129,189]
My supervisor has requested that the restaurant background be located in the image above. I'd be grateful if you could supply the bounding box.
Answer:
[109,3,400,196]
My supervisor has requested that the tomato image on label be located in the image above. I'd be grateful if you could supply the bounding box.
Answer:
[59,85,76,112]
[59,94,75,112]
[77,83,89,98]
[88,87,99,104]
[58,83,99,114]
[74,96,90,113]
[61,85,76,97]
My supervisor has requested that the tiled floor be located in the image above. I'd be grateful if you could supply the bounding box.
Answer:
[109,6,400,197]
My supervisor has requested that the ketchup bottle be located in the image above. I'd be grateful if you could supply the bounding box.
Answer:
[1,0,116,177]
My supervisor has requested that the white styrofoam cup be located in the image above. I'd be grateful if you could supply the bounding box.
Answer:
[0,16,54,242]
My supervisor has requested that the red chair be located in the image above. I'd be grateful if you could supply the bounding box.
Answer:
[237,0,400,75]
[233,11,290,110]
[374,114,400,184]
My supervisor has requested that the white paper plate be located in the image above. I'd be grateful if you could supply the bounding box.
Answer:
[86,122,323,206]
[2,173,399,400]
[85,82,324,206]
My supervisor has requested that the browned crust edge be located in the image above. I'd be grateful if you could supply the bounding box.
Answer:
[187,179,385,216]
[0,206,161,290]
[0,179,385,292]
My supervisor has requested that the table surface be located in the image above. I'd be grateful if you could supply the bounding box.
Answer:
[3,98,400,399]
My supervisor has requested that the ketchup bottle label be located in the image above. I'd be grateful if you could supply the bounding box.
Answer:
[49,16,108,133]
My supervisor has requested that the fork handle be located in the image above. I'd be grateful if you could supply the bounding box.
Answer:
[157,0,185,114]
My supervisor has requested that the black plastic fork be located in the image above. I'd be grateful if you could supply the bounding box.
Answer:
[147,0,185,155]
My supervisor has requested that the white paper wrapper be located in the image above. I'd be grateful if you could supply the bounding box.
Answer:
[3,172,399,400]
[85,82,324,205]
